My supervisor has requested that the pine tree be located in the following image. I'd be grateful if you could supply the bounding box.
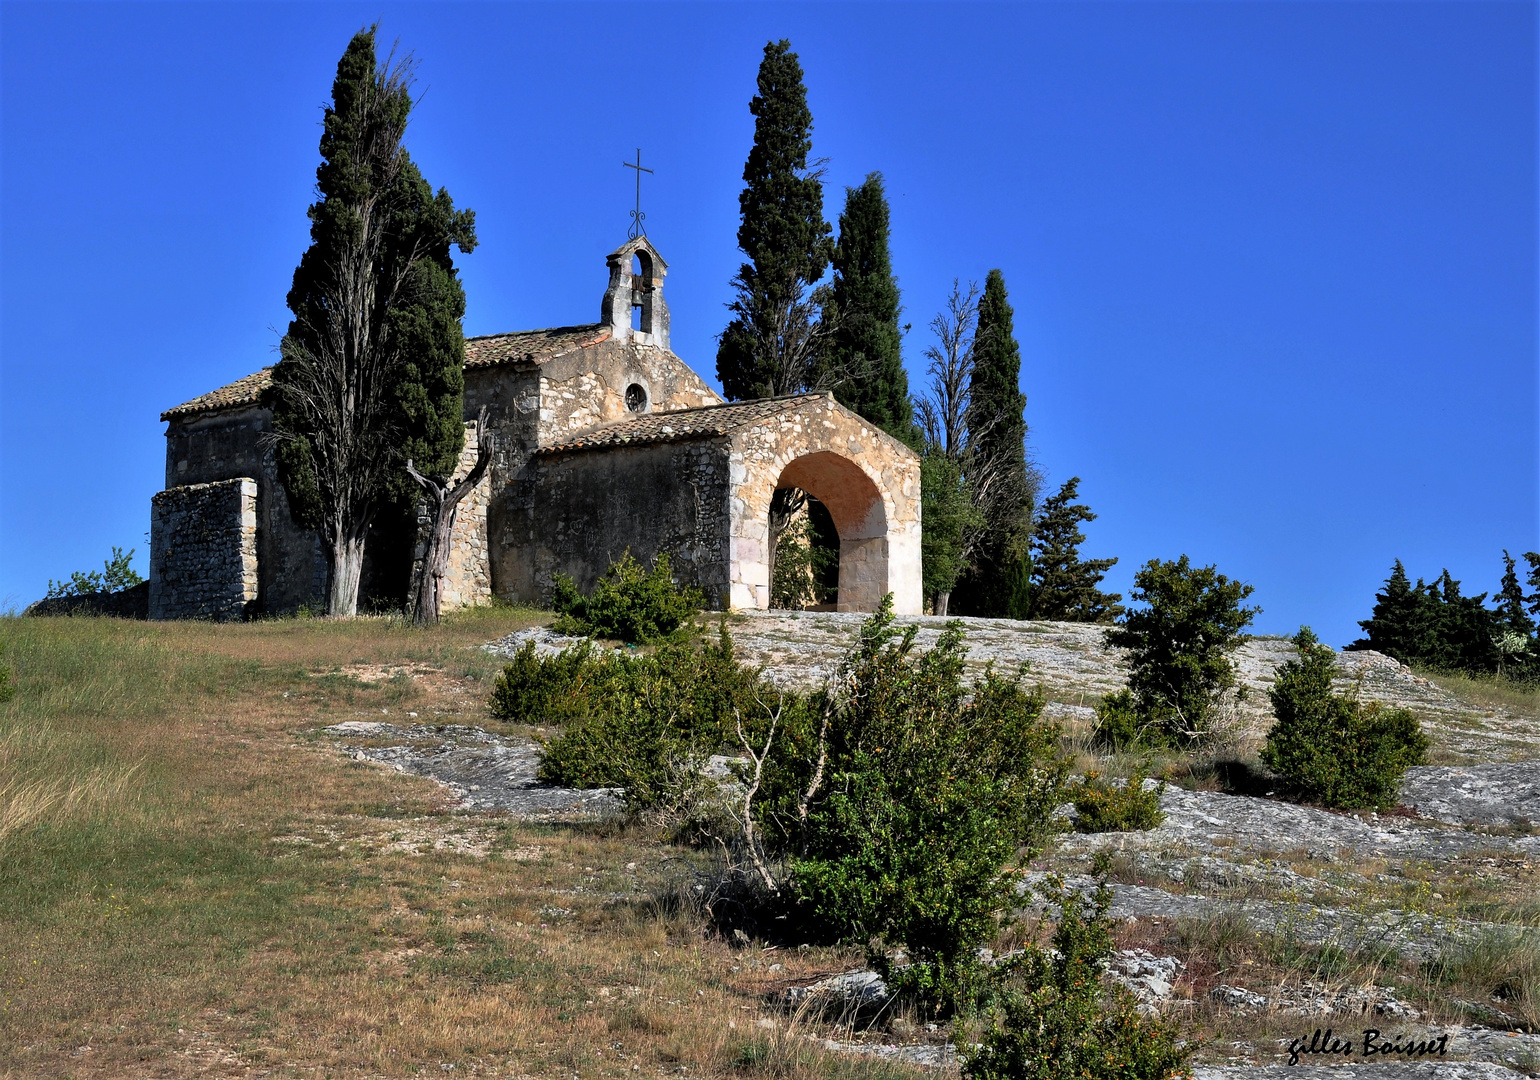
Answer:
[716,40,832,401]
[1350,560,1430,664]
[821,172,912,441]
[1028,477,1124,623]
[954,269,1034,617]
[269,27,476,616]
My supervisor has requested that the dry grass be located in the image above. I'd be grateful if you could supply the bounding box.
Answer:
[0,610,925,1080]
[1416,667,1540,716]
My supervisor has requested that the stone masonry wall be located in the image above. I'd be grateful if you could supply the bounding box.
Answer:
[412,422,492,612]
[149,478,259,621]
[518,437,732,607]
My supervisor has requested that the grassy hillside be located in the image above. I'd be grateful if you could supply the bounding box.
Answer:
[0,612,914,1079]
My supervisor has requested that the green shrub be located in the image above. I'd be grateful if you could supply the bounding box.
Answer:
[1103,556,1258,747]
[770,513,837,611]
[755,598,1070,1013]
[45,545,144,598]
[1069,771,1166,833]
[551,551,703,644]
[962,882,1193,1080]
[1091,689,1141,751]
[503,626,785,816]
[1260,627,1428,809]
[489,640,610,728]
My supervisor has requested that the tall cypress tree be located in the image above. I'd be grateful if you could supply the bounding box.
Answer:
[954,268,1033,617]
[716,40,832,401]
[821,172,912,440]
[1028,477,1123,622]
[269,27,475,616]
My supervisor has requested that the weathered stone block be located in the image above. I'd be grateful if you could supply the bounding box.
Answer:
[149,478,259,621]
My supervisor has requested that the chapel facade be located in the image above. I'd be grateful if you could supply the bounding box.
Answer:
[149,238,922,620]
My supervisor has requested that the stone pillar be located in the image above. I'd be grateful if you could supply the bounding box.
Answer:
[149,478,259,620]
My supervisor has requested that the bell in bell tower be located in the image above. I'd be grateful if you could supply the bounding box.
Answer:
[602,236,670,350]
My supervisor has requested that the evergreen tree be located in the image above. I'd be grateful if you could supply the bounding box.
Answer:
[821,172,912,440]
[1524,552,1540,620]
[270,27,476,615]
[1495,551,1535,638]
[921,449,982,615]
[1426,570,1497,673]
[1103,556,1259,747]
[954,269,1034,617]
[1028,477,1124,623]
[1350,560,1432,664]
[716,40,832,401]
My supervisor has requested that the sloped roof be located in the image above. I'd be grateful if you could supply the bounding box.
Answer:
[464,324,608,369]
[162,325,612,421]
[540,394,827,455]
[160,368,274,421]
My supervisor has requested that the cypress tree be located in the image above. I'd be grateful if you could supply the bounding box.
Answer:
[716,40,832,401]
[955,269,1033,617]
[1028,477,1124,623]
[1524,552,1540,620]
[269,27,476,615]
[821,172,912,441]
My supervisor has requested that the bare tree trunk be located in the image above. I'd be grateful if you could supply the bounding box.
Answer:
[934,591,950,617]
[328,531,368,617]
[407,409,496,626]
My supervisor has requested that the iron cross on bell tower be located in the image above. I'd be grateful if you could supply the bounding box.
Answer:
[623,148,653,240]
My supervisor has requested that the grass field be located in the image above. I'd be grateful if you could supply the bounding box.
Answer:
[0,612,915,1080]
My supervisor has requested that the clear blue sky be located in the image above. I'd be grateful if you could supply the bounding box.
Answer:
[2,2,1535,644]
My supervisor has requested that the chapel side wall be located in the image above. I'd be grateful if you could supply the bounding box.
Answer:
[519,438,732,609]
[163,408,325,614]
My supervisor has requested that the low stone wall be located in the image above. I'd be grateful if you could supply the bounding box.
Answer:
[149,478,259,621]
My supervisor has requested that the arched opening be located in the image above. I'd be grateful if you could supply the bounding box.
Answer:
[630,249,653,335]
[767,452,888,613]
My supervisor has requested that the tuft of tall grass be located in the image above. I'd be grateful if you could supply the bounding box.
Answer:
[1425,927,1540,1030]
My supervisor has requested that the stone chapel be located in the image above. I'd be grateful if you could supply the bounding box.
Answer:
[149,237,921,620]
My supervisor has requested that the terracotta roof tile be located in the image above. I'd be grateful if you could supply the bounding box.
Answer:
[464,324,609,369]
[160,368,273,421]
[540,395,827,454]
[162,324,612,421]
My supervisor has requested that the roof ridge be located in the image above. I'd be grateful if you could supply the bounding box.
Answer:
[465,322,604,342]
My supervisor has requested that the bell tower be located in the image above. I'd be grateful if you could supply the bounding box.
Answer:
[601,237,670,351]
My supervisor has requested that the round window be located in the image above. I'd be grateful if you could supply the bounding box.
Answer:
[625,383,648,413]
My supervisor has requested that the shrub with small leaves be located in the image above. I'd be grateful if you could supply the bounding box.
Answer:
[45,546,144,598]
[1261,627,1428,809]
[1091,689,1141,751]
[962,882,1194,1080]
[1069,771,1166,833]
[514,626,788,816]
[757,598,1071,1014]
[551,551,703,644]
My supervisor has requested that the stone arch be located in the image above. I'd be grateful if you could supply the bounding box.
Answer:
[774,452,888,612]
[726,396,920,614]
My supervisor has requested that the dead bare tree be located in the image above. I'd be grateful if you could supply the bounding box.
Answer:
[917,279,980,457]
[405,408,495,626]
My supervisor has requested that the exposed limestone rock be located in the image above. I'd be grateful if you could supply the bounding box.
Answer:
[322,721,620,821]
